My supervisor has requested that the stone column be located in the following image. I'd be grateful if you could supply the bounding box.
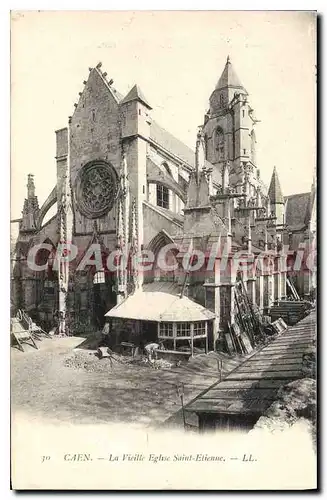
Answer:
[57,119,73,335]
[204,257,221,349]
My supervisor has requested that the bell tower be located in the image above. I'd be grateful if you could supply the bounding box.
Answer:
[203,56,259,192]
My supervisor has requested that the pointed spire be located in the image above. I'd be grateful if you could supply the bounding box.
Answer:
[216,56,246,92]
[121,84,152,109]
[268,166,284,204]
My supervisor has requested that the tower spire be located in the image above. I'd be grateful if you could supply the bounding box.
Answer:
[215,56,246,92]
[268,166,284,204]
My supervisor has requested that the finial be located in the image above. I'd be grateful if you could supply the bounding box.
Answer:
[227,55,230,64]
[27,173,35,198]
[96,62,102,69]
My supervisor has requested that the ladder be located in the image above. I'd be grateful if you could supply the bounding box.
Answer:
[287,277,300,301]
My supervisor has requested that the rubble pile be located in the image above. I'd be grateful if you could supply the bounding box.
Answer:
[64,350,120,372]
[252,378,316,443]
[302,346,316,378]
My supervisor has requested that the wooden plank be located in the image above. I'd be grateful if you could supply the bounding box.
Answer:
[214,380,258,390]
[201,389,278,400]
[263,345,310,351]
[236,363,303,373]
[272,335,314,341]
[253,351,304,358]
[257,349,309,355]
[284,332,315,337]
[226,370,301,380]
[188,399,234,412]
[270,340,314,347]
[251,355,303,362]
[244,357,304,364]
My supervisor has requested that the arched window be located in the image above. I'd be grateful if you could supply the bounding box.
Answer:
[215,128,225,161]
[251,130,256,165]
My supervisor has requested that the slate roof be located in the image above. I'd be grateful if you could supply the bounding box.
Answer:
[150,120,196,167]
[284,192,311,230]
[106,289,216,322]
[268,166,284,204]
[120,84,152,109]
[150,119,215,173]
[111,75,213,171]
[216,56,247,92]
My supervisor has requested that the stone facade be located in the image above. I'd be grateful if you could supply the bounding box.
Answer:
[11,57,316,337]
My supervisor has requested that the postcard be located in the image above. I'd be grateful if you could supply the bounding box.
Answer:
[10,10,317,490]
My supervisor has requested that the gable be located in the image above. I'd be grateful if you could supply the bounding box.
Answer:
[70,68,121,187]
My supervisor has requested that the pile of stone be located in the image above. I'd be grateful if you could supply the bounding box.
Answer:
[64,350,116,372]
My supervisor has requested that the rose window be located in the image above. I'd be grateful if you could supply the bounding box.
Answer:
[76,161,118,218]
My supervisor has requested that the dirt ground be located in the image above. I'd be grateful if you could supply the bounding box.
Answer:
[11,336,244,429]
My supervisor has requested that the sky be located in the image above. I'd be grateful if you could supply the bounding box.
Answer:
[11,10,316,221]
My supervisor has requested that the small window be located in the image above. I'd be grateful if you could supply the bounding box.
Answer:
[242,110,245,118]
[156,184,169,209]
[176,322,191,337]
[93,270,106,284]
[243,149,246,155]
[159,323,173,337]
[193,322,206,337]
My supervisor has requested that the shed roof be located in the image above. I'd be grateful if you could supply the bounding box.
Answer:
[105,289,215,322]
[186,311,316,416]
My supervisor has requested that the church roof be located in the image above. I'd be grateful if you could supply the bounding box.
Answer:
[150,120,196,167]
[150,120,214,172]
[284,192,311,231]
[109,76,216,173]
[268,166,284,204]
[120,84,152,109]
[216,56,246,92]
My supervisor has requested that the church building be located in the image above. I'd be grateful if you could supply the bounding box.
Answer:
[11,57,316,350]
